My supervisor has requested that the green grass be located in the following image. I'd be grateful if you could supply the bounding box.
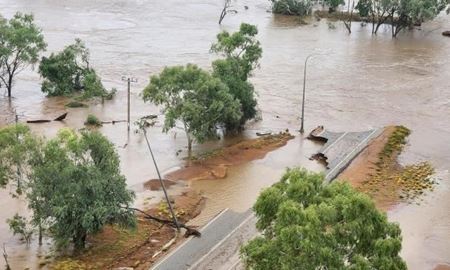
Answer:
[378,125,411,165]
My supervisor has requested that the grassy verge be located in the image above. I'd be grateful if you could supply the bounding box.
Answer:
[361,126,436,203]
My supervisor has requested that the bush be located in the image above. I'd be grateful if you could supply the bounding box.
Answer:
[39,39,115,100]
[84,114,102,126]
[270,0,312,16]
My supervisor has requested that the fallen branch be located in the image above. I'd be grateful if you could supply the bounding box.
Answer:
[126,207,201,237]
[26,119,51,123]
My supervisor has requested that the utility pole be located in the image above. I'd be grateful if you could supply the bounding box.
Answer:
[300,54,317,134]
[121,76,138,131]
[142,127,181,231]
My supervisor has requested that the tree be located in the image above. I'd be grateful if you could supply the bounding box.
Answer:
[39,39,114,98]
[211,23,262,130]
[142,64,242,152]
[0,13,47,97]
[270,0,313,16]
[0,124,40,195]
[324,0,345,12]
[0,125,136,250]
[219,0,238,25]
[7,214,33,245]
[241,168,406,270]
[390,0,448,37]
[27,129,135,250]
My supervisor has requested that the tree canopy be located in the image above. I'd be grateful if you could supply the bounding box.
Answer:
[39,39,115,98]
[211,23,262,130]
[0,125,135,250]
[269,0,313,16]
[241,168,406,270]
[354,0,448,36]
[142,64,242,151]
[0,13,47,97]
[0,123,40,194]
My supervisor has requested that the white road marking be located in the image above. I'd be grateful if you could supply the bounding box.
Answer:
[321,132,348,154]
[188,213,255,270]
[325,129,379,180]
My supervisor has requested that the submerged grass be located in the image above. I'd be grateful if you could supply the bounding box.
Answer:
[362,126,436,204]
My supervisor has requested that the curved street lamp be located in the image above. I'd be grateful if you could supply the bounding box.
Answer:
[300,53,317,134]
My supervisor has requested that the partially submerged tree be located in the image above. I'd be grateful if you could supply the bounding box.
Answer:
[211,23,262,130]
[0,125,136,250]
[270,0,313,16]
[0,13,47,97]
[7,214,33,245]
[355,0,448,36]
[390,0,448,37]
[241,168,406,269]
[219,0,238,24]
[324,0,345,12]
[39,39,114,98]
[27,129,136,250]
[343,0,356,33]
[142,64,242,152]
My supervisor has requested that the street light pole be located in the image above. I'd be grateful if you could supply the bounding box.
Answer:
[300,54,316,134]
[121,76,138,131]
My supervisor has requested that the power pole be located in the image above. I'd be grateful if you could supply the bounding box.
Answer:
[141,127,181,231]
[121,76,138,131]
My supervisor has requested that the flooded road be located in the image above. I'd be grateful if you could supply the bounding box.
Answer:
[0,0,449,269]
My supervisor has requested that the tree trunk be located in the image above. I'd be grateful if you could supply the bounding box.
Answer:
[371,14,375,34]
[73,230,87,250]
[38,223,43,246]
[7,76,12,97]
[183,122,193,159]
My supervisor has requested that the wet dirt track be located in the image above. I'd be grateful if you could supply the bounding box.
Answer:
[0,0,449,269]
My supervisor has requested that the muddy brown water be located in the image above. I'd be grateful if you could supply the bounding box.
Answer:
[0,0,449,269]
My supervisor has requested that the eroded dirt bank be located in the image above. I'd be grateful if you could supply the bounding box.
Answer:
[166,132,294,181]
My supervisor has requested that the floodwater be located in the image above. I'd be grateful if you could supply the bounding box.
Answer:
[0,0,449,269]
